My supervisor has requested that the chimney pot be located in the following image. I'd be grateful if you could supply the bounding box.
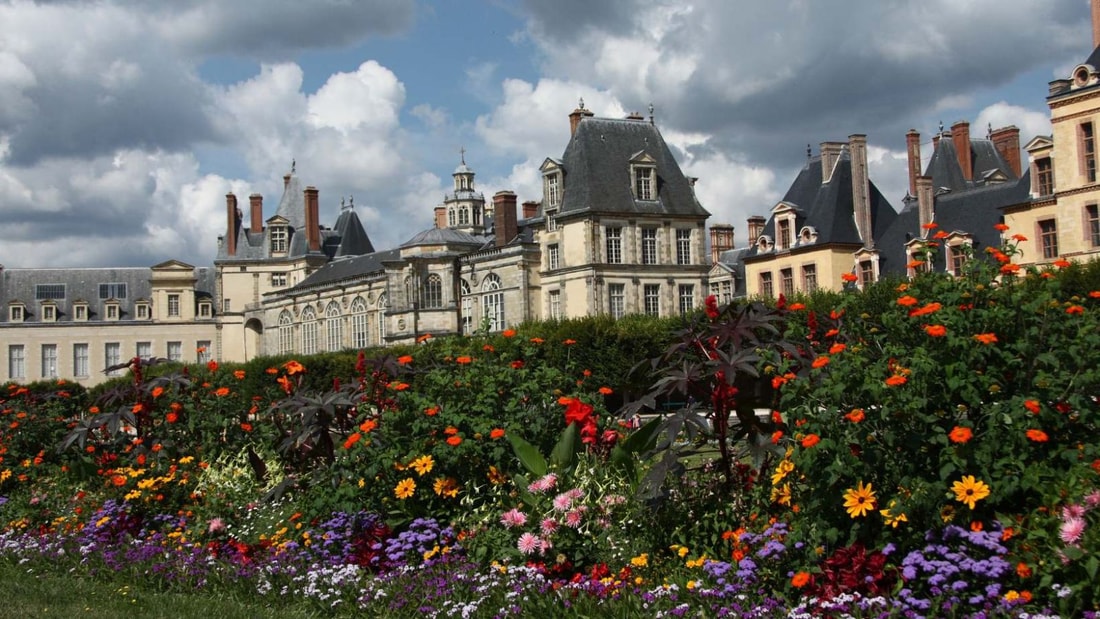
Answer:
[747,215,766,242]
[709,223,735,264]
[304,186,321,252]
[522,201,539,219]
[249,193,263,233]
[951,121,973,181]
[990,125,1022,178]
[820,142,845,183]
[434,206,447,229]
[225,193,239,256]
[906,129,922,196]
[493,191,518,249]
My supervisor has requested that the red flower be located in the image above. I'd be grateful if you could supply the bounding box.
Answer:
[811,356,830,369]
[788,302,806,311]
[397,355,413,365]
[511,360,525,369]
[949,426,973,444]
[922,222,938,230]
[923,324,947,337]
[456,356,473,364]
[845,409,865,423]
[1026,429,1049,443]
[490,428,505,440]
[502,329,517,338]
[896,295,919,307]
[598,386,613,395]
[563,339,577,345]
[705,295,720,319]
[994,223,1010,232]
[1066,305,1084,315]
[791,571,811,588]
[1054,258,1072,269]
[885,375,907,387]
[215,387,230,397]
[166,412,179,423]
[841,273,859,283]
[972,333,997,345]
[1011,234,1028,242]
[1000,263,1021,275]
[1024,400,1041,414]
[801,434,820,448]
[564,399,595,426]
[446,435,463,446]
[207,360,218,372]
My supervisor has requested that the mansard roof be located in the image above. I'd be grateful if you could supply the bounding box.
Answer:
[284,249,401,294]
[925,135,1018,193]
[556,117,708,218]
[400,227,487,249]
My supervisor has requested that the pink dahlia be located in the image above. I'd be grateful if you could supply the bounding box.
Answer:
[500,508,527,528]
[564,509,584,528]
[1063,503,1086,520]
[540,518,558,536]
[552,492,573,512]
[517,532,541,555]
[1061,516,1086,545]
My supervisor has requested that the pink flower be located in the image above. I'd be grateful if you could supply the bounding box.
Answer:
[517,532,541,555]
[207,518,226,535]
[527,473,558,494]
[500,508,527,528]
[1064,503,1086,520]
[564,509,585,528]
[1085,490,1100,509]
[540,518,559,536]
[552,492,574,512]
[1061,516,1086,545]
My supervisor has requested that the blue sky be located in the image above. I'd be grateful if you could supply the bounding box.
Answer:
[0,0,1092,268]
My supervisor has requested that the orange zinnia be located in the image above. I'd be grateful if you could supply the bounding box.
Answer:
[446,435,463,446]
[397,355,413,365]
[490,428,505,440]
[166,412,179,423]
[811,356,830,369]
[829,343,847,354]
[1026,429,1049,442]
[845,408,865,423]
[801,434,820,448]
[994,223,1009,232]
[151,386,164,398]
[885,375,907,387]
[502,329,516,338]
[360,419,378,432]
[909,302,942,317]
[896,295,919,307]
[215,387,230,397]
[1066,305,1085,315]
[924,325,947,337]
[949,426,973,444]
[1024,400,1041,414]
[283,360,305,375]
[841,273,859,283]
[791,571,811,588]
[972,333,998,345]
[233,370,246,379]
[456,356,473,365]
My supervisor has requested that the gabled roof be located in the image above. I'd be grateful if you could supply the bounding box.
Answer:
[556,117,708,218]
[332,208,375,257]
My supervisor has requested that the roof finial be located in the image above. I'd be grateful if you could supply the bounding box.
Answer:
[578,97,585,110]
[349,195,354,209]
[938,120,944,135]
[648,102,654,124]
[807,144,812,159]
[460,146,466,166]
[291,159,296,174]
[987,122,993,139]
[340,196,346,209]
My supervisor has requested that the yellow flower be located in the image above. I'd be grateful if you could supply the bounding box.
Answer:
[952,475,990,510]
[771,483,792,506]
[879,501,908,528]
[630,553,649,568]
[394,478,416,500]
[410,455,434,477]
[432,476,459,498]
[771,459,795,486]
[843,481,876,518]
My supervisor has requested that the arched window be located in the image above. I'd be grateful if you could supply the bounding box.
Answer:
[459,207,469,225]
[300,306,318,355]
[481,273,504,332]
[377,293,387,344]
[422,274,443,309]
[473,206,481,226]
[448,209,455,227]
[460,279,473,335]
[350,297,368,348]
[325,301,343,351]
[278,310,294,354]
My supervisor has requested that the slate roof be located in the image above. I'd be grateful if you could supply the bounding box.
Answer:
[555,118,708,218]
[400,227,488,249]
[715,247,750,298]
[332,209,375,258]
[924,136,1016,193]
[281,249,401,293]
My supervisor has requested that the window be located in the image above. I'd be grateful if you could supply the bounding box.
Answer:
[422,274,443,309]
[949,245,968,276]
[301,306,318,355]
[609,283,626,319]
[448,209,456,227]
[167,294,180,317]
[73,344,89,378]
[35,284,65,300]
[678,284,695,316]
[1039,219,1058,259]
[676,229,692,265]
[802,264,818,292]
[104,343,121,377]
[8,305,24,322]
[549,290,562,320]
[41,344,58,379]
[74,304,87,321]
[548,244,560,270]
[458,207,469,226]
[8,345,25,380]
[546,210,557,232]
[135,303,149,319]
[350,297,368,348]
[777,219,793,250]
[105,304,119,320]
[641,229,658,265]
[859,260,875,286]
[482,274,504,332]
[719,281,733,304]
[458,281,473,335]
[99,283,127,300]
[278,311,294,354]
[136,342,151,360]
[760,272,774,298]
[1036,157,1054,196]
[325,302,343,351]
[271,272,287,287]
[634,167,654,200]
[197,341,211,363]
[377,293,388,343]
[1084,122,1097,183]
[780,268,794,297]
[545,174,561,208]
[198,302,212,318]
[644,284,661,316]
[605,227,623,264]
[270,226,288,253]
[167,341,182,362]
[41,305,56,322]
[1088,205,1100,247]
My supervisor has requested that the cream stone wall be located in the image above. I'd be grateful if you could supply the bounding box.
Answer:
[744,248,856,297]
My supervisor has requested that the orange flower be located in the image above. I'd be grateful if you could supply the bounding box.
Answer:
[1054,258,1072,269]
[444,426,459,435]
[1089,290,1100,298]
[265,367,278,375]
[598,386,613,395]
[1016,562,1032,579]
[824,328,840,338]
[490,428,505,440]
[896,295,919,307]
[417,333,433,343]
[233,370,246,380]
[788,303,806,311]
[841,272,859,283]
[949,426,973,444]
[563,339,577,345]
[131,403,145,413]
[801,434,820,448]
[1000,263,1021,275]
[456,356,473,365]
[166,412,179,423]
[277,375,293,394]
[1024,400,1041,414]
[530,337,544,344]
[423,406,439,417]
[482,344,494,352]
[1011,234,1028,242]
[207,360,218,372]
[811,356,830,369]
[215,387,230,397]
[343,433,362,449]
[791,571,811,588]
[397,355,413,365]
[885,375,907,387]
[390,382,410,391]
[924,324,947,337]
[1026,429,1049,442]
[502,329,516,338]
[359,419,378,432]
[972,333,998,345]
[283,360,305,375]
[240,422,253,432]
[511,360,525,369]
[112,475,127,487]
[906,260,925,269]
[446,435,463,447]
[933,230,950,240]
[994,223,1009,232]
[151,386,164,398]
[557,396,574,405]
[1066,305,1084,315]
[829,343,846,354]
[909,302,941,317]
[770,430,784,444]
[921,222,938,230]
[845,408,865,423]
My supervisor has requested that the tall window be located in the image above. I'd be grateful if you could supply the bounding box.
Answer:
[350,297,368,348]
[777,219,792,250]
[678,284,695,316]
[641,229,658,264]
[482,274,504,332]
[1039,219,1058,259]
[135,304,149,319]
[949,245,968,276]
[74,304,87,321]
[458,207,469,226]
[167,341,182,362]
[546,210,557,232]
[634,167,654,200]
[105,304,119,320]
[644,284,661,316]
[8,305,23,322]
[42,305,56,322]
[167,294,180,317]
[545,174,560,207]
[1087,205,1100,247]
[377,293,388,343]
[548,290,562,320]
[278,311,294,354]
[676,229,692,265]
[422,274,443,309]
[605,227,623,264]
[460,281,473,335]
[547,244,560,270]
[136,341,151,359]
[104,343,121,377]
[8,345,25,380]
[609,284,626,319]
[73,344,89,378]
[1036,157,1054,196]
[760,272,774,298]
[780,268,794,297]
[270,226,288,253]
[197,341,211,363]
[42,344,58,379]
[271,272,288,287]
[802,264,818,292]
[301,306,318,355]
[859,260,875,286]
[325,302,343,351]
[1084,122,1097,183]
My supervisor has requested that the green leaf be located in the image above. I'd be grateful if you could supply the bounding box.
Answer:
[1086,556,1099,581]
[549,422,580,470]
[621,417,662,455]
[508,434,547,477]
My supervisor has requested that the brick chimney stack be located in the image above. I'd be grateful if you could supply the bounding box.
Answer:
[522,201,539,219]
[906,129,922,196]
[304,186,321,252]
[709,223,734,264]
[951,121,973,181]
[434,206,447,229]
[916,175,934,234]
[225,193,240,256]
[493,191,518,248]
[249,193,263,233]
[747,215,766,242]
[820,142,845,183]
[849,134,873,248]
[990,125,1022,178]
[568,99,595,136]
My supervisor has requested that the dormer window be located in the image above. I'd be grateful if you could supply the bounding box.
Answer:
[198,301,213,319]
[544,173,561,208]
[73,303,88,322]
[1035,157,1054,196]
[757,235,773,253]
[104,302,120,321]
[777,219,793,250]
[8,303,25,323]
[799,226,819,245]
[41,304,57,322]
[135,302,151,320]
[629,152,657,201]
[270,225,288,253]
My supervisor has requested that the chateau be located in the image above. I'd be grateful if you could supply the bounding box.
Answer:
[6,8,1100,386]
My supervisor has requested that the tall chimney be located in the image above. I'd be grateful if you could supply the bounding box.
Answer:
[709,223,735,264]
[820,142,845,183]
[304,186,321,252]
[522,201,540,219]
[568,99,595,136]
[1093,0,1100,48]
[434,206,447,229]
[249,193,263,233]
[951,121,973,181]
[493,191,518,248]
[916,175,934,234]
[225,193,239,256]
[990,125,1022,178]
[849,134,873,248]
[747,215,766,242]
[906,129,922,196]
